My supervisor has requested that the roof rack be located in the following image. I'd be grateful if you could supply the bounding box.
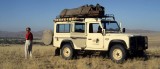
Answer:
[54,17,85,22]
[102,14,115,20]
[53,14,115,22]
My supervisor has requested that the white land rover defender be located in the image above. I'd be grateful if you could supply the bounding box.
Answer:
[43,4,148,63]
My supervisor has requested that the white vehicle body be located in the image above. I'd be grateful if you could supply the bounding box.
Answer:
[53,18,147,51]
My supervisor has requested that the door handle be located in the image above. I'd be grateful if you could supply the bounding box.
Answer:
[71,37,77,39]
[88,38,92,40]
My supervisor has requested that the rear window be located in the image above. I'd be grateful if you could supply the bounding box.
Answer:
[74,23,85,33]
[56,24,70,33]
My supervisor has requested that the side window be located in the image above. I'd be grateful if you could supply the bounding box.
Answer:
[56,24,70,33]
[89,23,101,33]
[75,23,85,33]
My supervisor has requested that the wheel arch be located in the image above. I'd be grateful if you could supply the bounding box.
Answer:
[108,39,127,51]
[60,40,74,49]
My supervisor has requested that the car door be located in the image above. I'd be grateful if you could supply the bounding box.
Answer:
[86,23,104,49]
[70,22,87,48]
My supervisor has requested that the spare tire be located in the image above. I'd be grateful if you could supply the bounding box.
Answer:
[42,30,53,45]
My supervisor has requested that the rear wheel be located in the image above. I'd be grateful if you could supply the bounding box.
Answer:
[55,48,60,56]
[109,44,127,63]
[61,44,74,60]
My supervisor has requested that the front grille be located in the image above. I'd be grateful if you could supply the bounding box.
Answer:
[129,36,147,50]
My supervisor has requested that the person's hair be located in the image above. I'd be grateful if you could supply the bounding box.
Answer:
[26,27,31,31]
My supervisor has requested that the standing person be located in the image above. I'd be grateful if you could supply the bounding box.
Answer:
[25,27,33,59]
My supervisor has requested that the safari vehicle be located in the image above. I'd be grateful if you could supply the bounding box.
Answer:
[42,4,148,63]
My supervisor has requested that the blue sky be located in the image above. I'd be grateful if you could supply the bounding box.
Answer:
[0,0,160,32]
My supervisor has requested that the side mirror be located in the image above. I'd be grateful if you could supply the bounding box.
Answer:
[122,28,125,33]
[102,29,106,35]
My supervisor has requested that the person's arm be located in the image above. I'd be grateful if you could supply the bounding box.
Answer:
[30,33,33,41]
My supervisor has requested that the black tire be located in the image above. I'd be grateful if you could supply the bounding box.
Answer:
[55,48,60,56]
[61,44,74,60]
[109,44,127,63]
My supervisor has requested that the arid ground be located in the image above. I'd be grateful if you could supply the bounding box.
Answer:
[0,33,160,69]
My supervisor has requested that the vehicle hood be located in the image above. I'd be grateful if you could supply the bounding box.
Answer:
[106,33,143,37]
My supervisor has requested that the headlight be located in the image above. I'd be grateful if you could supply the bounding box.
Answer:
[144,36,148,43]
[144,36,148,48]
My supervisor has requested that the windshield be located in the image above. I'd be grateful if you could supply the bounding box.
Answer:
[102,21,120,32]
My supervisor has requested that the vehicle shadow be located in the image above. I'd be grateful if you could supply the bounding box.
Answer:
[147,54,160,58]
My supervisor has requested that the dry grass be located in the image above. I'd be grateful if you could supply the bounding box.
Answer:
[0,33,160,69]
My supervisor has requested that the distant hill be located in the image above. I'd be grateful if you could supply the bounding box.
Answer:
[0,29,158,38]
[0,31,42,38]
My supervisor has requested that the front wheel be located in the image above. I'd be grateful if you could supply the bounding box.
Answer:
[109,44,127,63]
[61,44,74,60]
